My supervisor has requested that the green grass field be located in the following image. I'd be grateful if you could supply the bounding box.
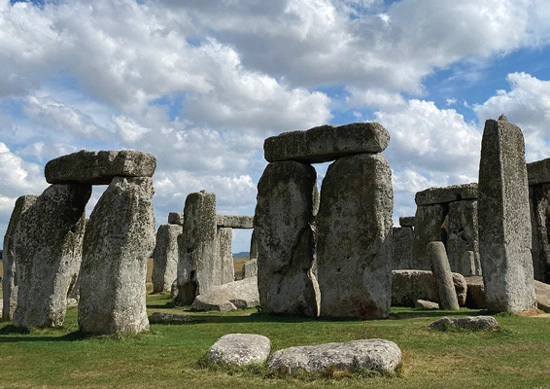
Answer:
[1,293,549,389]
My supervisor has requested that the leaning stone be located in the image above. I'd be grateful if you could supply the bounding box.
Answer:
[168,212,184,225]
[255,161,319,316]
[392,270,467,307]
[478,116,536,312]
[415,299,439,309]
[527,158,550,186]
[427,242,460,310]
[243,258,258,279]
[152,224,182,294]
[267,339,401,375]
[149,312,196,324]
[216,215,254,229]
[317,153,393,318]
[412,204,447,270]
[399,216,415,228]
[78,177,155,334]
[13,184,90,329]
[264,122,390,163]
[2,195,38,321]
[415,183,478,206]
[207,333,271,367]
[429,316,499,331]
[45,150,156,185]
[192,276,259,312]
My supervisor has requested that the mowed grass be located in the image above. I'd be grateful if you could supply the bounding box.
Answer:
[1,293,549,389]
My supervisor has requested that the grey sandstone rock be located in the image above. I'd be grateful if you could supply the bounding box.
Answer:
[243,258,258,279]
[478,116,536,312]
[216,226,235,285]
[427,242,460,310]
[45,149,156,185]
[529,182,550,283]
[412,204,447,270]
[447,200,480,274]
[78,177,155,334]
[152,224,182,294]
[392,270,467,307]
[149,312,196,324]
[264,122,390,163]
[216,215,254,229]
[255,161,319,316]
[317,153,393,318]
[429,316,499,331]
[191,276,259,312]
[415,183,478,206]
[267,339,402,375]
[13,184,90,329]
[207,333,271,367]
[415,299,439,309]
[527,158,550,186]
[391,226,413,270]
[534,281,550,312]
[2,195,38,321]
[168,212,184,225]
[399,216,415,228]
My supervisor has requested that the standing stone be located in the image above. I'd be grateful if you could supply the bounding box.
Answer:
[78,177,155,334]
[13,184,90,329]
[478,115,536,312]
[447,200,480,274]
[427,241,460,310]
[151,224,182,294]
[174,191,220,305]
[168,212,184,226]
[317,153,393,318]
[216,226,235,282]
[2,195,38,321]
[412,204,447,270]
[528,183,550,283]
[391,226,413,270]
[255,161,319,316]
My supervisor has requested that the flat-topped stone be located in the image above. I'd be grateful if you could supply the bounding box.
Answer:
[216,215,254,229]
[264,122,390,163]
[399,216,415,227]
[207,334,271,367]
[45,150,156,185]
[528,158,550,185]
[415,183,477,206]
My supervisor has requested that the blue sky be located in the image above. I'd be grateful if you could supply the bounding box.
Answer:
[1,0,550,252]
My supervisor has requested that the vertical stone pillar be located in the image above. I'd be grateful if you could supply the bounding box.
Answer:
[391,226,414,270]
[427,241,459,310]
[216,226,235,282]
[2,195,38,321]
[151,224,183,294]
[13,184,90,329]
[174,191,218,305]
[412,204,447,270]
[478,115,536,312]
[447,200,480,274]
[255,161,319,316]
[78,177,155,334]
[317,153,393,318]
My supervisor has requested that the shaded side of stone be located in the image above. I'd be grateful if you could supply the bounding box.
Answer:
[264,122,390,163]
[13,184,90,329]
[216,227,235,284]
[317,153,393,318]
[478,117,536,312]
[152,224,182,294]
[391,226,413,270]
[191,276,259,312]
[168,212,184,225]
[392,270,467,307]
[2,195,38,321]
[415,183,478,206]
[529,183,550,283]
[527,158,550,186]
[399,216,415,228]
[78,177,154,334]
[412,204,446,270]
[427,242,460,310]
[255,161,319,316]
[45,150,156,185]
[216,215,254,229]
[207,333,271,366]
[447,200,480,274]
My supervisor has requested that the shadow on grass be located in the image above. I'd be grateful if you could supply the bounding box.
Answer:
[0,325,93,342]
[389,308,486,320]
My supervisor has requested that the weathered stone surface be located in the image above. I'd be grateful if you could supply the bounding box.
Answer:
[534,281,550,312]
[392,270,467,307]
[149,312,196,324]
[255,161,319,316]
[207,333,271,367]
[429,316,499,331]
[412,204,446,270]
[264,122,390,163]
[191,276,259,311]
[216,215,254,229]
[45,149,156,185]
[78,177,155,334]
[529,183,550,283]
[478,116,536,312]
[415,299,439,309]
[447,200,480,274]
[152,224,182,294]
[399,216,415,228]
[391,226,413,270]
[175,191,227,305]
[267,339,401,375]
[427,242,460,310]
[13,184,90,329]
[317,153,393,318]
[168,212,184,225]
[2,195,38,321]
[528,158,550,186]
[249,227,259,260]
[216,227,235,285]
[415,183,478,206]
[243,258,258,279]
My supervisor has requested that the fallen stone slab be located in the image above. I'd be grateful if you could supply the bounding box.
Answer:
[192,276,259,312]
[149,312,196,324]
[429,316,499,331]
[415,299,439,309]
[264,122,390,163]
[392,270,467,307]
[45,150,156,185]
[216,215,254,229]
[206,333,271,366]
[415,183,478,206]
[267,339,401,375]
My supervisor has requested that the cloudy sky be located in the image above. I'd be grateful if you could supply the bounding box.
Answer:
[1,0,549,252]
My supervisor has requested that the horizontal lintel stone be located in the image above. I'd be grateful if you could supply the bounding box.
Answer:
[415,183,478,206]
[216,215,254,229]
[264,122,390,163]
[399,216,415,227]
[168,212,184,225]
[528,158,550,186]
